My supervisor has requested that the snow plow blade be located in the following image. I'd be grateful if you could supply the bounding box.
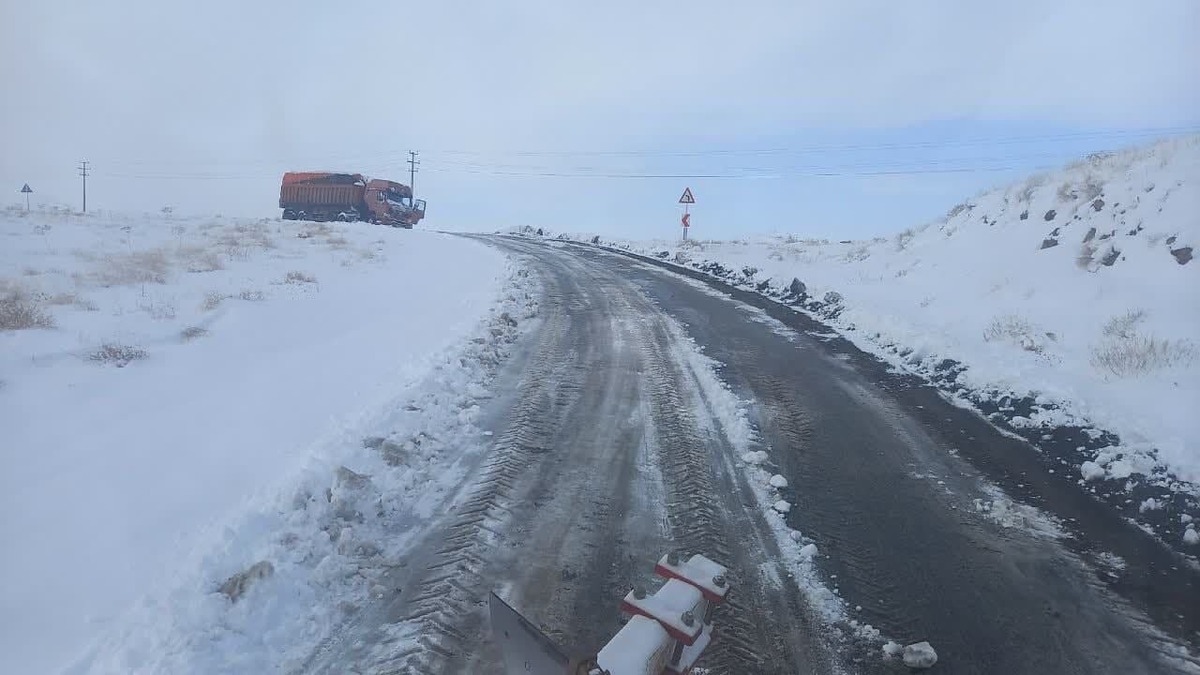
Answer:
[489,592,573,674]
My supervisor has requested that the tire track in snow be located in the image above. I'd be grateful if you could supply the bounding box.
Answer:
[363,284,582,673]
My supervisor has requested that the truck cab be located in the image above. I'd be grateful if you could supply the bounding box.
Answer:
[364,179,425,228]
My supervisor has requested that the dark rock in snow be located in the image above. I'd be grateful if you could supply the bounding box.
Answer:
[1083,227,1097,243]
[536,228,544,236]
[1171,247,1194,265]
[756,279,773,293]
[654,250,670,259]
[1166,235,1177,246]
[499,311,518,327]
[1019,210,1029,221]
[1044,209,1057,221]
[591,235,601,245]
[1091,198,1105,211]
[788,278,808,298]
[823,291,843,305]
[1100,247,1120,267]
[1099,230,1114,241]
[1040,238,1059,250]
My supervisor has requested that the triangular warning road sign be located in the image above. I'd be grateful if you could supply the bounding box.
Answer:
[20,184,33,193]
[678,187,695,204]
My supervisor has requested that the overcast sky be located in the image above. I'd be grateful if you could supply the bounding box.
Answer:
[2,0,1197,238]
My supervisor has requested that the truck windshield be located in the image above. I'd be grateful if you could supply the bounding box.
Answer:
[386,191,410,205]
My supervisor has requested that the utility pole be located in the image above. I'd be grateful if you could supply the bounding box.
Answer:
[407,150,420,199]
[78,160,90,213]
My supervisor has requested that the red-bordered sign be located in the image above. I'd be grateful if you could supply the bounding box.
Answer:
[678,187,695,204]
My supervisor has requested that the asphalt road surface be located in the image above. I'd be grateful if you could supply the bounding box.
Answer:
[303,236,1199,674]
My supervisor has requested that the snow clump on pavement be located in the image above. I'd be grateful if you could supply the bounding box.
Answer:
[903,641,939,669]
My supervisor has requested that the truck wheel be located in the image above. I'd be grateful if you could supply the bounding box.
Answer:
[337,212,351,222]
[282,209,297,220]
[297,210,308,221]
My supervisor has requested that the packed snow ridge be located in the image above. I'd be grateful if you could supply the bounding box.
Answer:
[551,135,1200,551]
[0,207,519,674]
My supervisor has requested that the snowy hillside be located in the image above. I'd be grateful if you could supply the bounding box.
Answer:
[570,135,1200,548]
[0,208,520,673]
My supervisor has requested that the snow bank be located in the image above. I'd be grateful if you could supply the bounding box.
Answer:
[0,208,511,674]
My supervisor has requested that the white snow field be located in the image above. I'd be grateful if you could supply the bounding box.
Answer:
[0,208,521,673]
[570,136,1200,510]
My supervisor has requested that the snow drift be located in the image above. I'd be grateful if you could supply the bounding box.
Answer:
[0,208,513,673]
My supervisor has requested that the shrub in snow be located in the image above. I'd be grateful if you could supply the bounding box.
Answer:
[1102,309,1147,340]
[284,270,318,284]
[903,641,938,669]
[88,343,148,367]
[201,291,224,311]
[1090,335,1196,377]
[239,289,266,302]
[218,560,274,603]
[0,285,55,331]
[180,326,208,341]
[822,291,843,306]
[982,315,1045,353]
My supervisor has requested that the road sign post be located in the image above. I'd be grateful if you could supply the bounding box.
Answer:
[20,183,33,213]
[678,187,695,240]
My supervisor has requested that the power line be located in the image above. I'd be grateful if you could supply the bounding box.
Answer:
[89,125,1200,168]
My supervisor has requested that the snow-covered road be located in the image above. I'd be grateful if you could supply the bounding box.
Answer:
[304,235,1196,674]
[6,211,1196,673]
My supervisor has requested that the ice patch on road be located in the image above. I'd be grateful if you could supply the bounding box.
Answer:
[972,484,1065,539]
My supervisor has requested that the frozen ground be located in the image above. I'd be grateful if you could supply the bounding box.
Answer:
[550,135,1200,549]
[0,207,515,674]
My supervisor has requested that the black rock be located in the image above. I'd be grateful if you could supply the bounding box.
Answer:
[1040,238,1059,249]
[1044,209,1057,221]
[1171,247,1193,265]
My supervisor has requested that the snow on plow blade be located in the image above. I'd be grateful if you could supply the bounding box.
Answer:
[489,592,573,674]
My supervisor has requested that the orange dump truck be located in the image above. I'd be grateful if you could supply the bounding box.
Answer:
[279,172,426,228]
